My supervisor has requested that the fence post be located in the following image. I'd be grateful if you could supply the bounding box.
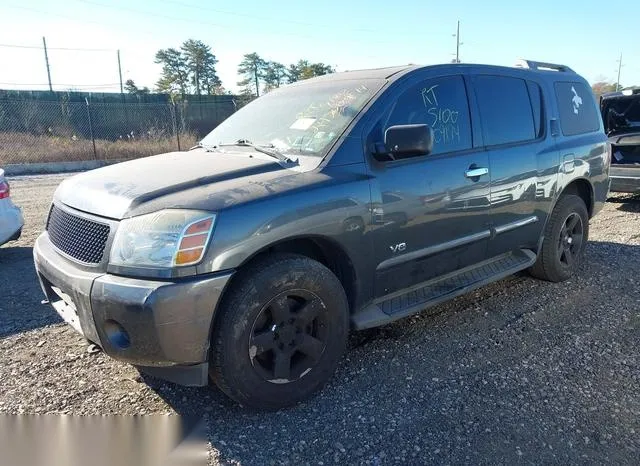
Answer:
[85,98,97,159]
[172,101,181,151]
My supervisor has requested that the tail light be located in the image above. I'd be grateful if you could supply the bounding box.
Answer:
[605,142,612,168]
[0,180,10,200]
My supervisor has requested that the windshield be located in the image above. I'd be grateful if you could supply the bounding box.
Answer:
[201,78,384,158]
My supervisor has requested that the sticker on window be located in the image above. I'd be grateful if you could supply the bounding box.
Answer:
[571,86,583,115]
[289,118,316,130]
[554,82,599,136]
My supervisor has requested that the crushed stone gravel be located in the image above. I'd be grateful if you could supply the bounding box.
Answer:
[0,173,638,465]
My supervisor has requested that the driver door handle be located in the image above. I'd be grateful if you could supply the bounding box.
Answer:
[465,167,489,178]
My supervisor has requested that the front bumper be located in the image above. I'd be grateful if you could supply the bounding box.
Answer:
[33,232,234,386]
[0,201,23,245]
[610,166,640,193]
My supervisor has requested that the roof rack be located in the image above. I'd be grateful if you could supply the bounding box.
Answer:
[514,59,574,73]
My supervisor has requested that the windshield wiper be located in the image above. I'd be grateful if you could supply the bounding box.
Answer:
[217,139,296,164]
[188,142,216,152]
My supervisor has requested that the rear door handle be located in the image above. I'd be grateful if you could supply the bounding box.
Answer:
[465,167,489,178]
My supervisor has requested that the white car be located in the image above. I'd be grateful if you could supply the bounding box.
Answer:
[0,168,23,246]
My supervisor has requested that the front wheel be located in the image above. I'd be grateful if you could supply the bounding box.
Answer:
[529,194,589,282]
[209,253,349,410]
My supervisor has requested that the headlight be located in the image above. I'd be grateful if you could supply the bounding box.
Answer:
[110,210,216,268]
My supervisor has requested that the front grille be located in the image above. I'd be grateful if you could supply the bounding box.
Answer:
[46,205,110,264]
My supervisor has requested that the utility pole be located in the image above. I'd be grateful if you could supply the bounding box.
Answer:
[455,20,461,64]
[452,21,463,63]
[117,49,124,94]
[42,36,53,92]
[616,53,623,91]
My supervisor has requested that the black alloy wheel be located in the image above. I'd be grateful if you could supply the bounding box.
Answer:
[249,290,328,383]
[210,253,349,410]
[557,212,584,268]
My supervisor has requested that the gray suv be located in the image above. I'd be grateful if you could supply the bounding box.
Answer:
[34,60,609,409]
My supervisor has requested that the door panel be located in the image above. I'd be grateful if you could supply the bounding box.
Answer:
[486,143,551,256]
[367,74,491,298]
[472,74,558,257]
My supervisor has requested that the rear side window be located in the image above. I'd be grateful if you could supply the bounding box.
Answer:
[554,82,600,136]
[474,75,536,146]
[385,75,472,155]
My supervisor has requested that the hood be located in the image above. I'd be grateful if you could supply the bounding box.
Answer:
[55,150,301,219]
[601,90,640,136]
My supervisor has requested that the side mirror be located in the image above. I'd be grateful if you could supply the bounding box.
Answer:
[375,124,433,161]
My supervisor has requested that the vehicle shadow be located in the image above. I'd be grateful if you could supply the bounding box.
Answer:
[0,246,61,338]
[607,193,640,212]
[144,240,640,465]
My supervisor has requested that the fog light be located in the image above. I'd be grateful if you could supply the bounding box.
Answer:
[104,320,130,350]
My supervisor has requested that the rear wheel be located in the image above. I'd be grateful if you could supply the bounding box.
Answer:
[530,194,589,282]
[210,253,349,410]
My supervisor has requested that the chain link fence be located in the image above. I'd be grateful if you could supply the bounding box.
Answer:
[0,99,236,165]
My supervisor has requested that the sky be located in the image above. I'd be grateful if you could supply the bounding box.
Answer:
[0,0,638,94]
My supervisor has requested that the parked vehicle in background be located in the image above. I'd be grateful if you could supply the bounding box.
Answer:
[0,168,23,246]
[601,88,640,193]
[34,60,609,410]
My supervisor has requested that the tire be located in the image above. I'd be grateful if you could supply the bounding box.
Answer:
[210,253,349,410]
[529,194,589,282]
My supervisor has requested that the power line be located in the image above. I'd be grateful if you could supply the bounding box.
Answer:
[4,5,162,39]
[0,43,113,52]
[77,0,250,32]
[6,1,396,51]
[0,82,121,87]
[2,2,412,93]
[155,0,383,33]
[74,0,394,44]
[8,1,315,44]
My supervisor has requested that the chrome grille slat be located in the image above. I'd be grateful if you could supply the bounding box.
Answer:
[46,205,110,264]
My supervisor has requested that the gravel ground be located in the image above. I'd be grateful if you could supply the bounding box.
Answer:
[1,173,639,465]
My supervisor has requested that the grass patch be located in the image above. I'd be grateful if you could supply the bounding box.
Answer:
[0,132,198,165]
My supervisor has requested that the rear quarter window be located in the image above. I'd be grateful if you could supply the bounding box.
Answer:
[554,82,600,136]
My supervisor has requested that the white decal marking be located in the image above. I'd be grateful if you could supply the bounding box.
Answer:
[571,86,583,115]
[289,117,317,130]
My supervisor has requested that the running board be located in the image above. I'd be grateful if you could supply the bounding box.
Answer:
[351,249,536,330]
